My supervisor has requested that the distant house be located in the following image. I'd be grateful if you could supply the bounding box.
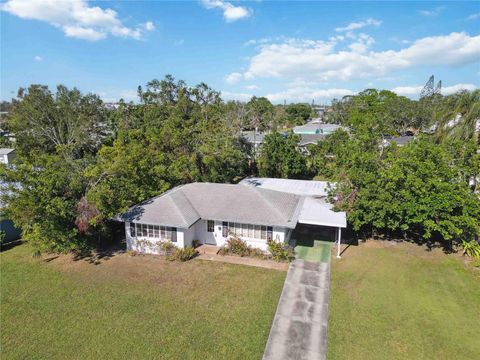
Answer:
[293,121,344,135]
[298,134,327,153]
[118,178,347,257]
[240,130,267,152]
[0,148,15,164]
[382,135,415,147]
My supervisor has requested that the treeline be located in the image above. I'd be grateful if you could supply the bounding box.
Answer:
[0,76,479,254]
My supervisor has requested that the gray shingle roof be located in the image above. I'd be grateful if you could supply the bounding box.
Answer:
[119,182,302,229]
[299,134,326,146]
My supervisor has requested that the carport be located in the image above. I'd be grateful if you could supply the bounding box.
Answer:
[297,196,347,258]
[240,177,348,258]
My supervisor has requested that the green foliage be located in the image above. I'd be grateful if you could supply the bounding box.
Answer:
[8,85,108,160]
[328,89,433,135]
[258,132,308,178]
[267,240,295,262]
[224,236,251,257]
[166,246,198,261]
[246,96,274,131]
[285,103,313,125]
[332,138,480,244]
[435,89,480,144]
[462,240,480,259]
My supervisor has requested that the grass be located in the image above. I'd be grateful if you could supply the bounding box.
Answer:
[327,241,480,360]
[1,243,286,360]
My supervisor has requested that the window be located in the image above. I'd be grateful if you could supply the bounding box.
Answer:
[248,224,254,238]
[254,225,261,239]
[222,222,228,237]
[161,226,166,239]
[261,226,267,240]
[153,225,159,238]
[267,226,273,241]
[207,220,214,232]
[142,224,148,237]
[148,224,154,237]
[130,223,136,237]
[171,227,177,242]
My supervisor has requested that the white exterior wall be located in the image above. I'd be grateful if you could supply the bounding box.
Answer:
[125,221,290,254]
[189,220,288,251]
[125,222,184,254]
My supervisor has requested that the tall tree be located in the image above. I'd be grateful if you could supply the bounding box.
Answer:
[257,132,307,179]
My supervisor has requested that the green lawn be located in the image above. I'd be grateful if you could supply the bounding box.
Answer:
[0,243,286,360]
[327,241,480,360]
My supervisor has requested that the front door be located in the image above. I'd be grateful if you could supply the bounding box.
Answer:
[205,220,217,245]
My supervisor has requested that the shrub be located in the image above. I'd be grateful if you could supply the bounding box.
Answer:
[267,240,295,262]
[249,247,269,260]
[218,246,229,256]
[167,246,198,262]
[192,239,200,248]
[160,241,175,253]
[225,236,251,257]
[462,240,480,259]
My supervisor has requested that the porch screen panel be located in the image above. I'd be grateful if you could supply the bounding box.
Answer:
[254,225,261,239]
[248,224,254,238]
[171,227,177,242]
[222,222,228,237]
[267,226,273,241]
[261,226,267,240]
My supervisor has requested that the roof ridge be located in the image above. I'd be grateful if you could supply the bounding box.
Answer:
[168,187,199,227]
[251,186,298,223]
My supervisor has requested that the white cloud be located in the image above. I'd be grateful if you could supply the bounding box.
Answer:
[34,55,43,61]
[265,87,355,103]
[335,18,381,33]
[467,12,480,20]
[419,6,445,17]
[201,0,251,22]
[225,72,243,84]
[245,85,259,90]
[391,83,478,96]
[241,32,480,82]
[143,21,155,31]
[221,90,253,101]
[1,0,154,41]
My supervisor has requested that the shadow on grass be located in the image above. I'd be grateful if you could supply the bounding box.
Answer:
[71,240,126,265]
[0,239,23,253]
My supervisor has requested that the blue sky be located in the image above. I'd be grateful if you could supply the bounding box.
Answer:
[1,1,479,103]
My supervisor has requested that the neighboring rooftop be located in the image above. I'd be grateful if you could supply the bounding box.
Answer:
[293,123,344,135]
[298,133,326,147]
[240,131,267,144]
[0,148,15,155]
[383,135,415,147]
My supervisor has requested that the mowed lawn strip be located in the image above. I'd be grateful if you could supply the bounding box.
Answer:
[327,242,480,360]
[1,244,286,360]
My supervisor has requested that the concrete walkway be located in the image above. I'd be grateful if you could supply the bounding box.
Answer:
[263,244,331,360]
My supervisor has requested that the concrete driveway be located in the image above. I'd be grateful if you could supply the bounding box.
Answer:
[263,241,332,360]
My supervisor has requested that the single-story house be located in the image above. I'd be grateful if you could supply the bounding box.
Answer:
[118,178,347,257]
